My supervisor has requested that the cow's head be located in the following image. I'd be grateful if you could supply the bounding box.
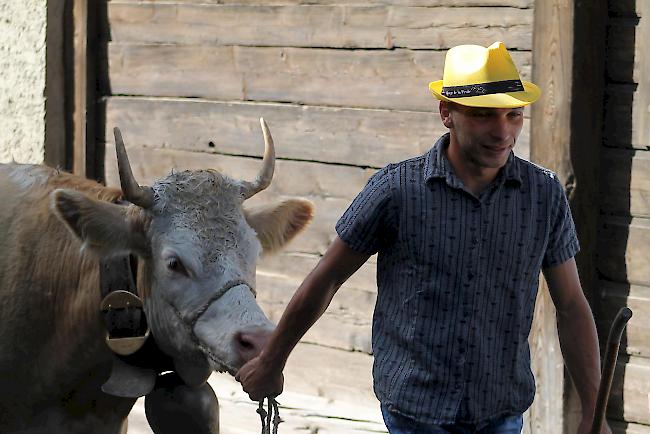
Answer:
[52,119,313,386]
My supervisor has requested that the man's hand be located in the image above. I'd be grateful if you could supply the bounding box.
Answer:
[235,354,284,401]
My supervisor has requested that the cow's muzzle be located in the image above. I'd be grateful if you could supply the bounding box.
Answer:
[171,279,257,374]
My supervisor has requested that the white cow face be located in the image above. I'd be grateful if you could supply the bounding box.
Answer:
[52,120,313,386]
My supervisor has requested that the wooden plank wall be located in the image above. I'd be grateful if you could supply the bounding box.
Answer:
[598,1,650,432]
[100,0,535,426]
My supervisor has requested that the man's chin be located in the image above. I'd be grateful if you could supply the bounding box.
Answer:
[482,150,511,168]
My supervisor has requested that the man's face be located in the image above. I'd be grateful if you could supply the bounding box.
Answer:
[440,102,524,170]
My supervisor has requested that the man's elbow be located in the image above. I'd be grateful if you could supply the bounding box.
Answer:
[555,293,594,323]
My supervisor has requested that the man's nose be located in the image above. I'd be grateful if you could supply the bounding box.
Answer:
[491,116,512,141]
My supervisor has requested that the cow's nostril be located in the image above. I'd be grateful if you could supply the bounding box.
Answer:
[234,328,272,363]
[239,335,253,350]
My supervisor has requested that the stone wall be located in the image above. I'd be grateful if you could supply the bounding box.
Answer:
[0,0,47,164]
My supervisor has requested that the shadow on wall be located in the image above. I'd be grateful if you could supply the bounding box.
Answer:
[596,0,640,432]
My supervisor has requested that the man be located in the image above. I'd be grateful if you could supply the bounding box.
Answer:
[236,42,608,433]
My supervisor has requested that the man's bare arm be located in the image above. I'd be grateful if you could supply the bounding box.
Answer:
[235,236,371,400]
[543,257,610,434]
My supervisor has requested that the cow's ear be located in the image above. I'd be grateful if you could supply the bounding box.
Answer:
[51,189,149,257]
[245,199,314,254]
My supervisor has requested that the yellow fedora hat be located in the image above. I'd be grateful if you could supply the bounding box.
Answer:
[429,41,540,108]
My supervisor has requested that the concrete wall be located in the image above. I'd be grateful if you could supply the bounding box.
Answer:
[0,0,47,164]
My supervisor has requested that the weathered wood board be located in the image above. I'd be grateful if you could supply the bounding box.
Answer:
[103,97,531,168]
[608,356,650,426]
[600,148,650,218]
[598,280,650,360]
[258,252,378,294]
[114,0,533,6]
[607,17,642,83]
[103,140,373,200]
[107,45,532,112]
[257,258,376,354]
[604,85,649,150]
[107,3,532,50]
[603,1,649,151]
[597,216,650,287]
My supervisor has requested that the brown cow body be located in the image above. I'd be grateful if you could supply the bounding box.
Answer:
[0,165,137,433]
[0,122,312,433]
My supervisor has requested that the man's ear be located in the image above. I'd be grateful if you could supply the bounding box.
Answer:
[51,189,149,257]
[244,199,314,254]
[439,101,454,129]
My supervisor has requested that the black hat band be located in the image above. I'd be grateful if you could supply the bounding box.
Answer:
[441,79,525,98]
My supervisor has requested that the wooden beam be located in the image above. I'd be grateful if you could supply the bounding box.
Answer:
[71,0,87,177]
[71,0,100,180]
[103,97,531,168]
[107,3,533,50]
[116,0,534,6]
[107,44,532,112]
[530,0,609,432]
[527,0,574,433]
[44,0,68,170]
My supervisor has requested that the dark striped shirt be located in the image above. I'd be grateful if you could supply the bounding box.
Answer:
[335,133,579,425]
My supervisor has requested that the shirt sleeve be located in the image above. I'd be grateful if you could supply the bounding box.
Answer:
[335,166,396,255]
[543,176,580,268]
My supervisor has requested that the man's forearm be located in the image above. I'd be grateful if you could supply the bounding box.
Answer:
[556,294,601,417]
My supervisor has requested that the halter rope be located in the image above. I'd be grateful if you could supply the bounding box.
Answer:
[169,279,255,373]
[257,397,282,434]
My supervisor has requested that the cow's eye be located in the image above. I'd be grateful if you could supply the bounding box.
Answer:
[167,257,188,276]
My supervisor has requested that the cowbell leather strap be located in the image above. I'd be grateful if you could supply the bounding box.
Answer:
[99,255,149,355]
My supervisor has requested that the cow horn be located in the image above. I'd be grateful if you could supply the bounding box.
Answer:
[241,118,275,200]
[114,127,155,208]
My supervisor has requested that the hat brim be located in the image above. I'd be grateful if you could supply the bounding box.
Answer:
[429,80,541,108]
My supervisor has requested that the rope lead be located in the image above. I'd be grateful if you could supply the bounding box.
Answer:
[257,397,282,434]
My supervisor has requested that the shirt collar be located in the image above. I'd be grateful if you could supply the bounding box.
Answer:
[424,133,522,189]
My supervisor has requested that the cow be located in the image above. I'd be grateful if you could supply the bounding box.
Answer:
[0,119,313,434]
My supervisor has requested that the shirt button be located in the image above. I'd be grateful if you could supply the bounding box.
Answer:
[472,237,479,244]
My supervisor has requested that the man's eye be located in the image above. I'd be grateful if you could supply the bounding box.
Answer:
[167,258,188,276]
